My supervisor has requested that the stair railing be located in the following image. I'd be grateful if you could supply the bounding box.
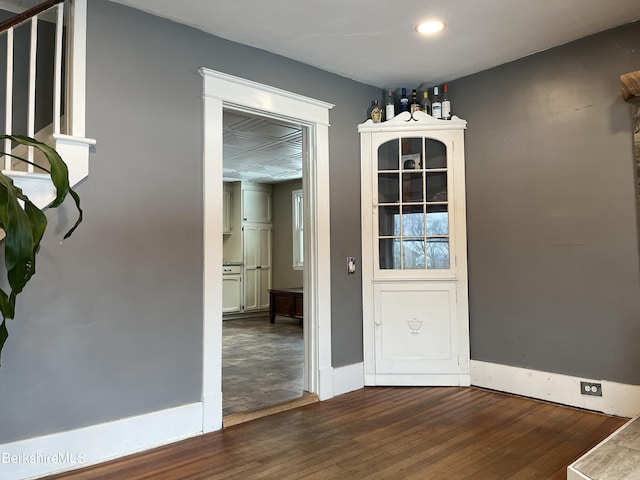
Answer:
[0,0,93,208]
[0,0,67,171]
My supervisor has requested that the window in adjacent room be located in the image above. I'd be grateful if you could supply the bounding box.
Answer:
[292,189,303,269]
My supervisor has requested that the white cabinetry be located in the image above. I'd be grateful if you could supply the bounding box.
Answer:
[222,265,242,313]
[223,184,232,234]
[242,183,272,223]
[359,111,470,386]
[242,223,272,312]
[241,183,272,313]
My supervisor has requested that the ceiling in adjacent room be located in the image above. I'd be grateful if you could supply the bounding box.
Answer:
[223,111,302,184]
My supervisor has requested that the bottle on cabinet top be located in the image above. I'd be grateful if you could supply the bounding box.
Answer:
[431,86,442,119]
[410,89,421,114]
[421,91,431,115]
[366,100,375,120]
[385,88,395,121]
[399,87,409,112]
[370,100,383,123]
[442,83,451,120]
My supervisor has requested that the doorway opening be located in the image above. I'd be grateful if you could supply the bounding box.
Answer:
[221,109,309,419]
[200,68,334,432]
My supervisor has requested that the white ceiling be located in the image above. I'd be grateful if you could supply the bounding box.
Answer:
[112,0,640,87]
[110,0,640,183]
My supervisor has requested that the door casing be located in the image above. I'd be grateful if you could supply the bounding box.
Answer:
[200,68,334,431]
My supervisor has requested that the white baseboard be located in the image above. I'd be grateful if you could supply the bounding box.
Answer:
[318,366,335,400]
[471,360,640,418]
[202,391,223,433]
[364,373,471,386]
[1,402,203,480]
[333,362,364,396]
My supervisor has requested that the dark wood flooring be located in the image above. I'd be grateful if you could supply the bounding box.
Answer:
[223,316,304,416]
[44,386,626,480]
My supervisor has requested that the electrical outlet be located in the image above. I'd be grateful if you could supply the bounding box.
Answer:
[580,381,602,396]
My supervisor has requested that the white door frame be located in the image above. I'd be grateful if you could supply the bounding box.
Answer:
[199,68,334,432]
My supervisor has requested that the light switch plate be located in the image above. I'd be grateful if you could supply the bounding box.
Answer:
[347,257,356,274]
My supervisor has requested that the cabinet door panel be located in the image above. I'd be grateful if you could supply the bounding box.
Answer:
[243,269,258,311]
[222,276,241,313]
[223,189,232,233]
[244,226,258,267]
[374,282,458,374]
[243,189,272,222]
[373,136,453,276]
[258,268,271,310]
[258,226,272,267]
[243,224,272,312]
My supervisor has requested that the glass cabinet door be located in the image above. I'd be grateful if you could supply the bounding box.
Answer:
[377,137,450,271]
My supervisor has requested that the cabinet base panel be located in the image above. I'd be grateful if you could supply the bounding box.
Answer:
[364,373,471,387]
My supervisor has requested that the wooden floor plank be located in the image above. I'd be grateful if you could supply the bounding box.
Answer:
[43,386,627,480]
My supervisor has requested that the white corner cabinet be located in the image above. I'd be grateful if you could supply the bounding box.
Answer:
[359,110,470,386]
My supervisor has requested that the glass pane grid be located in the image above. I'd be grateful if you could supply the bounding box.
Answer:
[377,137,451,270]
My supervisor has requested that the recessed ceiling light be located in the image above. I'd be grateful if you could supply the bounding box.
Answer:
[416,20,445,35]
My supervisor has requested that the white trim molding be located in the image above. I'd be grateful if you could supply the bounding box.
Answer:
[200,68,334,429]
[0,403,202,480]
[472,360,640,418]
[333,362,365,397]
[4,135,95,211]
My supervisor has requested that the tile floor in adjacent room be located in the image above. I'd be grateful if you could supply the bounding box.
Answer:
[571,415,640,479]
[222,316,304,416]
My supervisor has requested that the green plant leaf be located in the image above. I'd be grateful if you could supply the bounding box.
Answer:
[0,320,7,367]
[0,135,82,366]
[1,135,82,238]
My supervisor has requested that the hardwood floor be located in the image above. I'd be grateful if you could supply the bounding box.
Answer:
[223,316,304,416]
[43,386,627,480]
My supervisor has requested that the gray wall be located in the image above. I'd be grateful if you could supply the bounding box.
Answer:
[453,21,640,383]
[0,0,375,443]
[272,179,303,289]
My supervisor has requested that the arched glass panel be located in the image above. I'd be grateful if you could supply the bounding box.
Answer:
[377,137,449,270]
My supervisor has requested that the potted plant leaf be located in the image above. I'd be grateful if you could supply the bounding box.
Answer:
[0,134,82,366]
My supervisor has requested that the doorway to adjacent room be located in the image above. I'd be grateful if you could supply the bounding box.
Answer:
[221,109,307,418]
[200,67,334,432]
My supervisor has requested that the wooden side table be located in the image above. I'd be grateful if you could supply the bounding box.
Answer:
[269,288,303,324]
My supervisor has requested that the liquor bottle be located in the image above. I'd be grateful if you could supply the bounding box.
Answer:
[410,89,421,114]
[441,83,451,120]
[399,87,409,112]
[385,88,395,121]
[421,91,431,115]
[431,86,442,119]
[366,100,376,120]
[370,100,383,123]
